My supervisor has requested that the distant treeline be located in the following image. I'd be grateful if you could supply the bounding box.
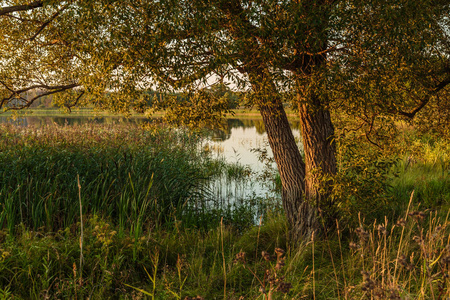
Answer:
[26,83,245,111]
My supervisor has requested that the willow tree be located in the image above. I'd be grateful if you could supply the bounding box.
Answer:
[1,0,449,238]
[84,0,449,237]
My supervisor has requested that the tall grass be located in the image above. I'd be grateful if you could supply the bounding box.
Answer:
[390,134,450,214]
[0,123,221,234]
[1,200,447,299]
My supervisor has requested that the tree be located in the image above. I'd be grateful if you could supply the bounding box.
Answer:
[0,0,82,111]
[1,0,449,239]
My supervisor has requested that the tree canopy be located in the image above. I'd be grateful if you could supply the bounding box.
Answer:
[1,1,448,116]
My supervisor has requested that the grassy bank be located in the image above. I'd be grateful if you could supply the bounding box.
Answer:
[0,198,448,299]
[0,122,448,299]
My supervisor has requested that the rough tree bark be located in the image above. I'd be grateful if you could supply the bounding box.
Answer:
[259,100,321,239]
[293,36,338,225]
[249,71,337,238]
[298,94,337,222]
[245,67,320,238]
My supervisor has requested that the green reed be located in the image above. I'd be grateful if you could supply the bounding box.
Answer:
[0,123,218,234]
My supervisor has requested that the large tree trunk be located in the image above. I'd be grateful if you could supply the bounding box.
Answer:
[298,92,337,223]
[241,61,320,238]
[258,100,320,239]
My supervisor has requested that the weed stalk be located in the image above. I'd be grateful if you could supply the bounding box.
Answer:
[77,174,84,287]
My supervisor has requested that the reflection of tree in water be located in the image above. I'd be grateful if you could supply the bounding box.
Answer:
[229,119,267,134]
[290,120,301,131]
[52,117,84,126]
[207,119,267,141]
[233,119,265,135]
[208,118,302,142]
[208,128,230,141]
[207,119,241,141]
[25,117,89,127]
[227,118,245,130]
[0,116,27,126]
[252,120,265,134]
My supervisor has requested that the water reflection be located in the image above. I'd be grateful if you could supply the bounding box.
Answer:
[207,118,301,141]
[203,118,303,205]
[206,118,303,171]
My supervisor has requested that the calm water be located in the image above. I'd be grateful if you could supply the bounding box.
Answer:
[207,119,303,171]
[205,118,303,206]
[0,115,146,127]
[0,115,303,203]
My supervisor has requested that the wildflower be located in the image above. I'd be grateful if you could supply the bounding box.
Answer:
[355,227,369,241]
[349,241,358,250]
[276,281,292,293]
[274,248,285,258]
[413,235,423,245]
[259,286,266,294]
[234,251,246,264]
[389,288,401,300]
[396,218,406,227]
[361,270,376,291]
[377,224,387,235]
[275,257,285,270]
[408,211,427,222]
[397,254,414,270]
[261,251,272,262]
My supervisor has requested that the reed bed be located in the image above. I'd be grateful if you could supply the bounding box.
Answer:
[0,122,223,234]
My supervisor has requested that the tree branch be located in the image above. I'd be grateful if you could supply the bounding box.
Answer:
[29,3,70,41]
[2,82,78,95]
[64,91,84,112]
[280,46,348,72]
[398,75,450,118]
[0,82,80,109]
[0,1,43,16]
